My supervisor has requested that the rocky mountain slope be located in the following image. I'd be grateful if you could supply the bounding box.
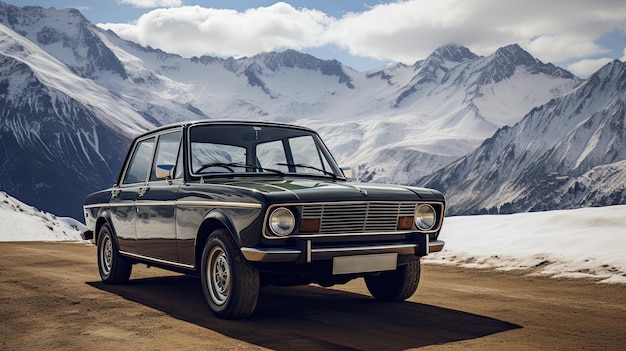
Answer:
[420,60,626,215]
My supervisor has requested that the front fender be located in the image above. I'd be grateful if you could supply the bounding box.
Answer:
[202,209,240,246]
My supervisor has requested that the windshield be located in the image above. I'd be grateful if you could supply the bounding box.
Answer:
[188,124,343,178]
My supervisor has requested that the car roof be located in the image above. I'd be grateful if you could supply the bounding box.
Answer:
[133,120,316,140]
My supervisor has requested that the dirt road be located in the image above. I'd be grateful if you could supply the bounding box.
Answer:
[0,242,624,350]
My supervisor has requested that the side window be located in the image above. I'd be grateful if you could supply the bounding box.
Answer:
[123,137,155,185]
[150,130,183,181]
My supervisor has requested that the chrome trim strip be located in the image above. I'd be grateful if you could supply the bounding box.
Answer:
[84,200,262,209]
[281,230,415,239]
[240,247,301,263]
[84,204,106,209]
[85,203,135,208]
[120,251,195,270]
[241,243,418,263]
[175,200,262,209]
[136,201,172,207]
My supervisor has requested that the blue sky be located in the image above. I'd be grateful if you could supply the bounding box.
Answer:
[4,0,626,77]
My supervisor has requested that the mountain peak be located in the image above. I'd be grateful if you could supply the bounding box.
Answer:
[492,44,538,68]
[247,49,355,89]
[590,59,626,82]
[252,49,323,71]
[480,44,578,83]
[430,44,478,63]
[0,2,128,80]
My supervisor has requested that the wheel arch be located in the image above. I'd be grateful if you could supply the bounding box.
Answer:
[195,210,240,271]
[94,212,119,248]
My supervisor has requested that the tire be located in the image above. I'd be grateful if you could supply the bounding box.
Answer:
[201,229,260,319]
[97,223,132,284]
[364,259,421,301]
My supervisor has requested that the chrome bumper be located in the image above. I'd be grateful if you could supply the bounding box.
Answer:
[241,240,445,263]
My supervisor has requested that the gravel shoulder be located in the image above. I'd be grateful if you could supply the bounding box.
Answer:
[0,241,624,350]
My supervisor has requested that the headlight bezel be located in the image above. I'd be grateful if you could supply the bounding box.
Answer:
[414,204,437,231]
[267,207,296,236]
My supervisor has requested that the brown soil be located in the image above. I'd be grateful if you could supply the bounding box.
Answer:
[0,241,624,350]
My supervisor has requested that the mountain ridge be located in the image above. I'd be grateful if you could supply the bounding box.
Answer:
[419,60,626,215]
[2,2,623,219]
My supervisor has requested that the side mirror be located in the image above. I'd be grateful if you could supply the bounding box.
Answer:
[340,167,353,181]
[156,164,175,180]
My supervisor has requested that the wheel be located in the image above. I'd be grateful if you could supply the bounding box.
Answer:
[97,223,132,284]
[201,229,260,319]
[364,259,421,301]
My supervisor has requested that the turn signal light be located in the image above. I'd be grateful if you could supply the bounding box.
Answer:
[397,216,413,230]
[300,218,321,232]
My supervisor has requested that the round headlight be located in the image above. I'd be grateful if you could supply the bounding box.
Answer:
[268,207,296,236]
[414,204,437,231]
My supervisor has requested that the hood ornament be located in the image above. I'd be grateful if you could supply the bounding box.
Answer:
[354,185,368,196]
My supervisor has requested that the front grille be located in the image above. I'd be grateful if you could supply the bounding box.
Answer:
[301,202,418,233]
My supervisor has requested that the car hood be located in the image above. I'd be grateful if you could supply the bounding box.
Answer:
[223,179,444,203]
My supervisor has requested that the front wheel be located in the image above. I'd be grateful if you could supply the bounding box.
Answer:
[201,229,260,319]
[364,259,421,301]
[97,223,132,284]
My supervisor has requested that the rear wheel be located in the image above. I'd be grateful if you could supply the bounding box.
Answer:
[364,259,420,301]
[97,223,132,284]
[201,229,260,319]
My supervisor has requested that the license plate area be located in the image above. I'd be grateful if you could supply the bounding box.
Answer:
[332,253,398,275]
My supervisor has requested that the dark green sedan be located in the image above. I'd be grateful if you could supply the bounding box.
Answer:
[82,120,445,319]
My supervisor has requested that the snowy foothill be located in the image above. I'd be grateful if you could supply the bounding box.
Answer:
[1,191,624,284]
[0,192,84,241]
[425,204,626,284]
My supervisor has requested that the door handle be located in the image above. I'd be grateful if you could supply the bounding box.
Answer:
[138,186,150,197]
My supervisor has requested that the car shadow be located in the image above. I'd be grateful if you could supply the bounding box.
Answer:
[87,275,521,350]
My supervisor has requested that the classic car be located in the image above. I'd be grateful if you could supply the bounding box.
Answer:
[82,120,445,318]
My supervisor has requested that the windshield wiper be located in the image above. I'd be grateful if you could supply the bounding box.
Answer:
[196,162,284,175]
[276,163,337,179]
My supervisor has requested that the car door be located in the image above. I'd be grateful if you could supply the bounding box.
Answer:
[135,129,183,262]
[110,136,155,254]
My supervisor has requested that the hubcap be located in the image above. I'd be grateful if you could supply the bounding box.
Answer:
[207,246,230,306]
[100,235,113,275]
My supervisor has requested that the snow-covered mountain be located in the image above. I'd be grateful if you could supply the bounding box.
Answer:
[0,7,158,219]
[1,1,613,220]
[420,60,626,215]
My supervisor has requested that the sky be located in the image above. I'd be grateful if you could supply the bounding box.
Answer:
[3,1,626,77]
[3,190,625,284]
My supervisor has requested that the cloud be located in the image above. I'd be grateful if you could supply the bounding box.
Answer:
[567,58,615,77]
[100,0,626,67]
[622,47,626,61]
[116,0,182,9]
[327,0,626,64]
[101,3,332,57]
[526,35,610,63]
